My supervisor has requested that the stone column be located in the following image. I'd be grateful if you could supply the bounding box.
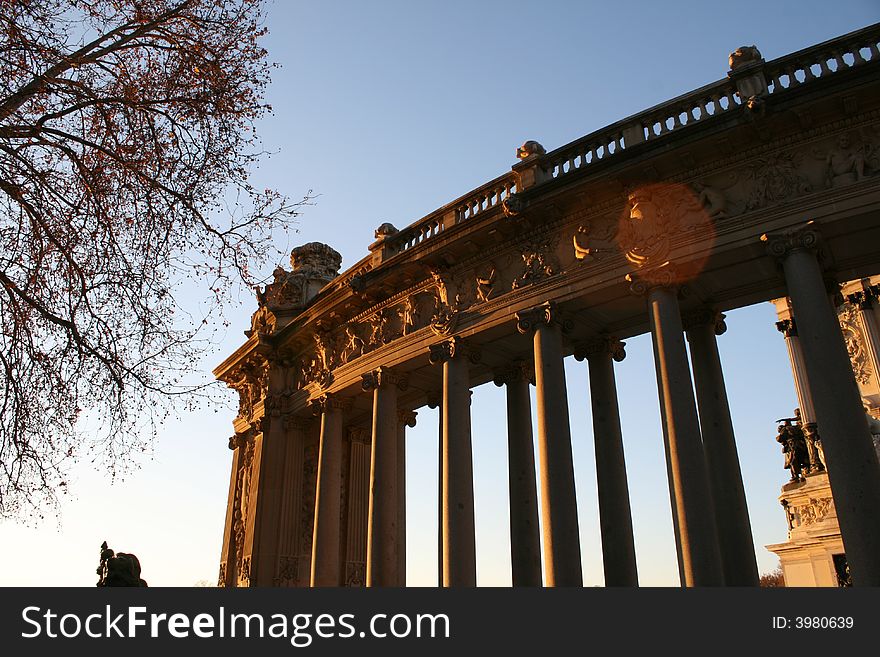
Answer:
[763,227,880,586]
[397,410,417,586]
[683,310,759,587]
[493,362,542,587]
[628,270,724,586]
[427,393,443,587]
[775,317,824,472]
[429,338,478,587]
[309,394,350,587]
[516,302,583,587]
[574,337,639,587]
[363,367,406,587]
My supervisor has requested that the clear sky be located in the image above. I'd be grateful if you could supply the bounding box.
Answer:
[1,0,878,587]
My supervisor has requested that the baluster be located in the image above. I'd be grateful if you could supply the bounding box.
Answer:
[867,42,879,62]
[852,43,867,65]
[832,49,846,71]
[801,60,815,81]
[818,57,831,76]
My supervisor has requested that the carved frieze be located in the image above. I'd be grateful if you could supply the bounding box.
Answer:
[839,302,872,385]
[742,152,812,212]
[617,183,712,268]
[512,237,560,289]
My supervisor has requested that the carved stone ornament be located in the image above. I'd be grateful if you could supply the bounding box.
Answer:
[238,556,251,586]
[502,195,525,218]
[340,322,366,363]
[374,222,399,239]
[428,337,482,366]
[492,360,535,386]
[255,242,342,313]
[760,226,821,260]
[248,305,276,337]
[574,336,627,363]
[475,265,497,303]
[398,409,418,428]
[617,183,711,268]
[512,237,560,289]
[625,263,689,295]
[728,45,762,71]
[790,497,835,528]
[217,562,227,587]
[839,302,872,385]
[515,301,572,334]
[361,367,408,392]
[743,153,812,212]
[516,140,546,160]
[232,437,256,576]
[681,309,728,335]
[399,295,419,335]
[822,133,869,188]
[429,303,459,336]
[274,556,299,586]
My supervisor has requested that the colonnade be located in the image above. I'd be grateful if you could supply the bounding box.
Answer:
[302,227,880,587]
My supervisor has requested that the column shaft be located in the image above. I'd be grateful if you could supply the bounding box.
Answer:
[310,406,344,586]
[366,382,399,586]
[781,248,880,586]
[586,350,639,587]
[647,286,724,586]
[397,421,407,586]
[782,327,818,423]
[442,356,477,586]
[533,322,582,586]
[504,373,542,586]
[686,320,759,586]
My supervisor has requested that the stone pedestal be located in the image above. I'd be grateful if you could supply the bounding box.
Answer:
[766,474,847,587]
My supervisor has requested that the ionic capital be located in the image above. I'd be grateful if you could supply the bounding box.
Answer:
[625,263,689,296]
[775,318,798,338]
[492,360,535,387]
[398,409,418,428]
[573,336,626,362]
[428,337,482,366]
[309,393,353,416]
[227,431,250,451]
[515,301,572,334]
[760,226,822,260]
[361,367,408,392]
[681,309,727,336]
[348,426,371,443]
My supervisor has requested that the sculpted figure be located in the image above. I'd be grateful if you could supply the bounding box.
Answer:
[431,268,450,306]
[476,266,496,303]
[728,45,762,70]
[692,182,727,219]
[341,324,364,362]
[399,296,418,335]
[776,417,808,482]
[516,140,546,160]
[96,541,148,587]
[825,134,865,187]
[374,222,399,239]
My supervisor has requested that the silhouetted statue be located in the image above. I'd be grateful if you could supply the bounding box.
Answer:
[96,541,148,587]
[776,417,808,482]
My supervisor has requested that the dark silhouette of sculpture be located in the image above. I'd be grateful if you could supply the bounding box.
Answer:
[96,541,148,587]
[776,416,808,482]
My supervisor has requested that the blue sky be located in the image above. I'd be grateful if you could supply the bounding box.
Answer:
[1,0,878,586]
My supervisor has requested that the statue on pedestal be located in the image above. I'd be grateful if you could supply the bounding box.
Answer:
[96,541,148,587]
[775,416,808,482]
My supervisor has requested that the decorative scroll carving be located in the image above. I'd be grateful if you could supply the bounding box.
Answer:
[512,237,560,289]
[617,184,710,268]
[218,562,227,587]
[397,409,418,428]
[743,152,812,212]
[574,336,627,362]
[361,367,408,392]
[226,357,269,421]
[492,360,534,386]
[515,301,571,334]
[309,394,352,416]
[428,337,482,366]
[681,309,728,335]
[839,302,872,385]
[761,226,821,260]
[625,263,689,295]
[775,318,797,338]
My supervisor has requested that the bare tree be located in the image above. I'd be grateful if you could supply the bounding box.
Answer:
[0,0,307,516]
